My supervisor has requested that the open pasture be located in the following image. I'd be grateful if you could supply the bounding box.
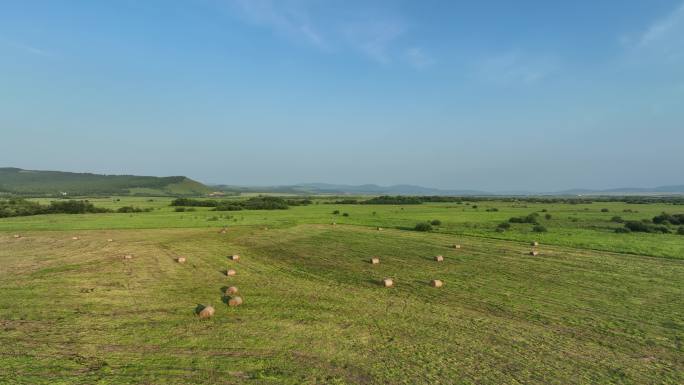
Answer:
[0,198,683,384]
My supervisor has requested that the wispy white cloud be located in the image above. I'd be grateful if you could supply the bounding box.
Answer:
[404,47,434,69]
[0,36,52,57]
[342,19,405,63]
[477,51,558,85]
[228,0,328,50]
[624,2,684,62]
[224,0,424,67]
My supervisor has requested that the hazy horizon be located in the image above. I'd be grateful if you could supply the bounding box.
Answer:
[2,1,683,191]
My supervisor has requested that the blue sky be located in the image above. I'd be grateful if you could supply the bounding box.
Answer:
[1,0,683,191]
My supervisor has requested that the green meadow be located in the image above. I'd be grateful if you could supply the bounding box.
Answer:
[1,197,682,384]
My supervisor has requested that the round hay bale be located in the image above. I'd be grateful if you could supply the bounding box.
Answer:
[331,222,336,226]
[219,228,227,234]
[226,286,238,295]
[107,239,114,242]
[176,257,186,263]
[226,269,237,276]
[228,296,243,307]
[72,236,79,240]
[430,279,444,288]
[529,250,539,256]
[370,257,380,265]
[13,234,21,239]
[377,227,382,231]
[198,305,215,319]
[123,254,133,260]
[230,254,240,261]
[531,241,539,247]
[434,255,444,262]
[382,278,394,288]
[452,244,461,249]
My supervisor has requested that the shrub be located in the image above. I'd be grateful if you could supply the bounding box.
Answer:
[414,222,433,232]
[544,214,552,220]
[175,207,186,212]
[430,219,442,226]
[678,227,684,235]
[653,212,684,225]
[509,213,539,224]
[472,205,478,209]
[116,206,152,213]
[532,225,547,233]
[486,208,498,212]
[611,216,624,223]
[624,221,670,233]
[541,209,547,212]
[362,196,422,205]
[342,213,349,217]
[332,210,340,215]
[497,222,511,230]
[601,208,609,212]
[614,227,631,233]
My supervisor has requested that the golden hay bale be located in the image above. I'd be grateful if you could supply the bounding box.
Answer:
[377,227,383,231]
[531,241,539,247]
[226,286,239,295]
[13,234,21,239]
[72,236,79,240]
[434,255,444,262]
[219,228,227,234]
[176,257,186,263]
[370,257,380,265]
[226,269,237,276]
[331,222,336,226]
[230,254,240,261]
[529,250,539,256]
[198,305,215,319]
[382,278,394,287]
[430,279,444,288]
[107,239,114,242]
[123,254,133,260]
[228,296,243,307]
[452,244,461,249]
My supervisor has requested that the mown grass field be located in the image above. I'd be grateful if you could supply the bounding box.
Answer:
[1,197,683,384]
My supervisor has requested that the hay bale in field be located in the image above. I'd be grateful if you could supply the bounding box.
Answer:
[176,257,186,263]
[107,239,114,242]
[452,244,461,249]
[382,278,394,287]
[377,227,382,231]
[430,279,444,288]
[263,226,268,230]
[219,228,227,234]
[331,222,336,226]
[531,241,539,247]
[529,250,539,256]
[226,286,238,295]
[230,254,240,261]
[13,234,21,239]
[228,296,243,307]
[434,255,444,262]
[226,269,237,276]
[198,305,215,319]
[123,254,133,260]
[370,257,380,265]
[72,236,79,240]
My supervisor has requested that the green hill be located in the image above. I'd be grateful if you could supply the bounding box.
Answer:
[0,167,211,196]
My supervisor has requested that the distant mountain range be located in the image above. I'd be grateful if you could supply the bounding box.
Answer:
[1,167,682,197]
[213,182,684,196]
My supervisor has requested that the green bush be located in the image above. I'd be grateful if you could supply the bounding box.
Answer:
[615,227,631,233]
[414,222,433,232]
[544,214,552,220]
[509,213,540,224]
[678,227,684,235]
[342,213,349,217]
[430,219,442,226]
[532,225,547,233]
[611,216,624,223]
[332,210,340,215]
[601,208,609,212]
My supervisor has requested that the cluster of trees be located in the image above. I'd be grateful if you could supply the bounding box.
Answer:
[508,213,540,224]
[362,196,423,205]
[116,206,153,213]
[171,197,311,211]
[0,198,110,218]
[617,212,684,234]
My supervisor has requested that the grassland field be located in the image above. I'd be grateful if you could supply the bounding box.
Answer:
[0,196,682,384]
